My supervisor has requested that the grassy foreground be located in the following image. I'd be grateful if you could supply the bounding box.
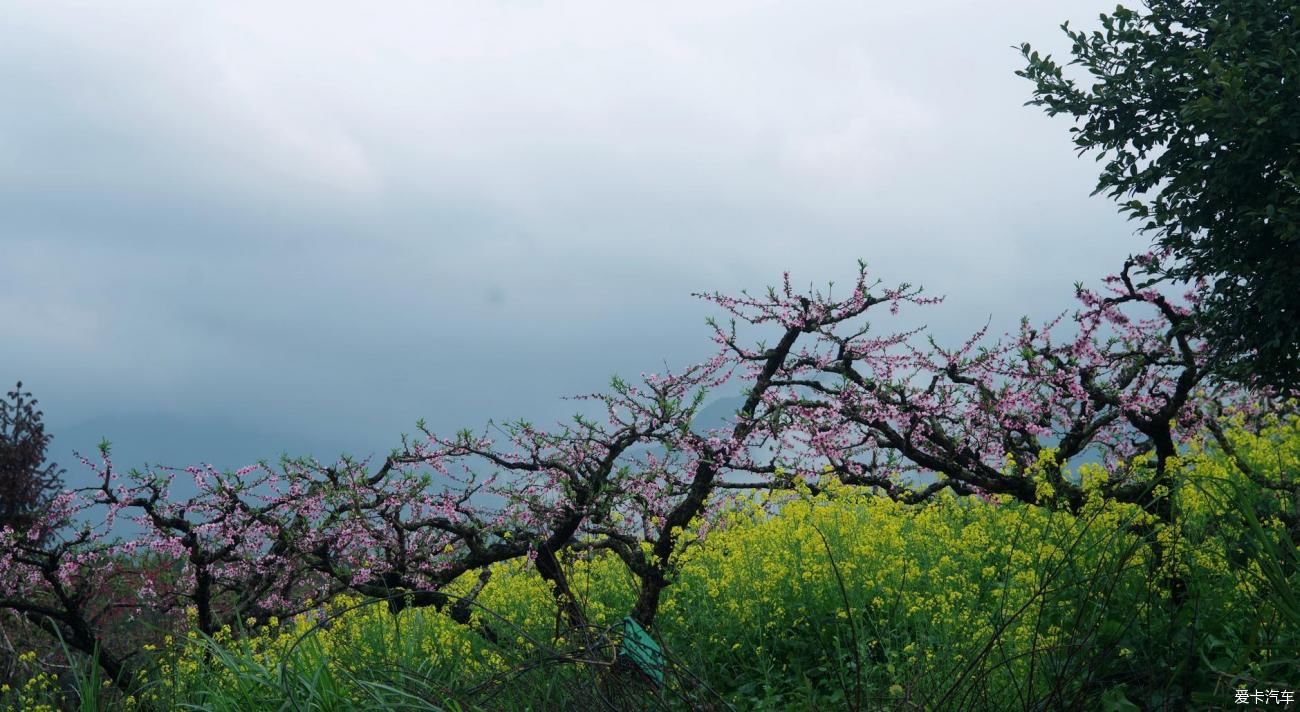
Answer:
[4,414,1298,710]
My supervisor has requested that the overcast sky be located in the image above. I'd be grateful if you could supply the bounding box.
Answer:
[2,1,1144,482]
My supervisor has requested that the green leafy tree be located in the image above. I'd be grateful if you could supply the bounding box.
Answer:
[0,381,65,542]
[1018,0,1300,393]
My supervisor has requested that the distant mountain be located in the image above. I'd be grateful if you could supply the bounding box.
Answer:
[42,393,761,500]
[49,413,375,491]
[44,412,390,538]
[690,394,749,435]
[40,393,1107,540]
[40,383,793,489]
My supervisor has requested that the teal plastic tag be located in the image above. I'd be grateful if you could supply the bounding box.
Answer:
[619,616,665,685]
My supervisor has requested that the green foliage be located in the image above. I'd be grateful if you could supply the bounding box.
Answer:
[7,418,1299,710]
[0,381,66,540]
[1018,0,1300,393]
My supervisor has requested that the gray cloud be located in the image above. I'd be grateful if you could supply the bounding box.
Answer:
[2,1,1143,483]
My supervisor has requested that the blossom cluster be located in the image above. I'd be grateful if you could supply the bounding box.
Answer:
[0,256,1289,691]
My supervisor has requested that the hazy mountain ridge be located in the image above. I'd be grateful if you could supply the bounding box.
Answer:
[42,387,1115,541]
[47,394,750,486]
[50,413,358,490]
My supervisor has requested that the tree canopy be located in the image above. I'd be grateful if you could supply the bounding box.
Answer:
[1018,0,1300,394]
[0,381,65,542]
